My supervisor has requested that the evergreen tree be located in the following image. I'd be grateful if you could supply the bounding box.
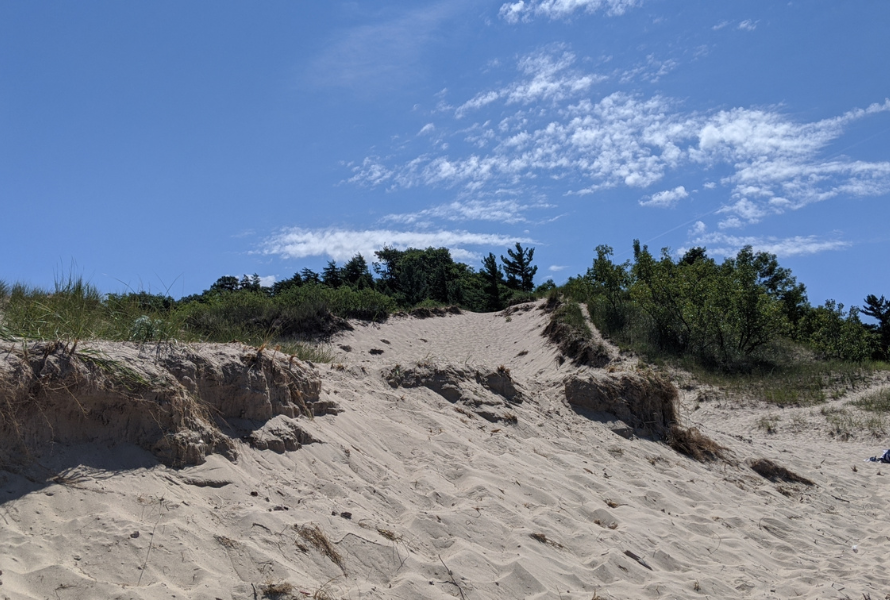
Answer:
[209,275,240,293]
[501,243,537,292]
[321,261,343,288]
[300,268,321,284]
[342,254,374,290]
[239,274,262,292]
[272,272,303,295]
[481,253,504,311]
[862,294,890,358]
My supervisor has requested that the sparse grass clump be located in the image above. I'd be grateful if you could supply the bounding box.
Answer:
[667,425,727,462]
[295,524,345,573]
[749,458,814,485]
[757,414,781,433]
[260,582,294,599]
[542,295,609,367]
[689,358,887,407]
[851,387,890,413]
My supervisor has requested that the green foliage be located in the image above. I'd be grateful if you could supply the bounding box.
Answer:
[566,241,876,373]
[798,300,876,362]
[851,387,890,413]
[374,246,469,307]
[501,243,537,292]
[861,294,890,359]
[481,253,506,311]
[551,300,592,339]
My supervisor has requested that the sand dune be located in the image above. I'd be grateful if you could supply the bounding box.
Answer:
[2,301,889,599]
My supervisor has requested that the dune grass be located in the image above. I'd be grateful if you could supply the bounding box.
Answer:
[850,387,890,413]
[0,275,395,363]
[689,358,888,406]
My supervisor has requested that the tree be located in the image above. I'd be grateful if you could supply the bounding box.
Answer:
[341,254,374,290]
[239,274,262,293]
[272,272,303,295]
[586,244,631,330]
[800,300,876,362]
[373,246,466,307]
[321,261,343,288]
[300,268,321,284]
[501,243,537,292]
[481,253,505,311]
[209,275,240,293]
[861,294,890,359]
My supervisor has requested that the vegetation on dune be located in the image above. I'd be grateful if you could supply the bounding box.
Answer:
[561,240,887,405]
[0,244,548,360]
[1,239,886,398]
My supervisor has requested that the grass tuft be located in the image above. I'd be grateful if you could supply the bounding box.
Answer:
[749,458,814,485]
[667,425,727,462]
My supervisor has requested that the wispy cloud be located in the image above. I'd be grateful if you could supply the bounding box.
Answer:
[348,44,890,230]
[499,0,642,23]
[260,228,533,262]
[382,198,554,226]
[456,47,606,118]
[686,232,851,257]
[307,2,466,92]
[640,186,688,208]
[737,20,757,31]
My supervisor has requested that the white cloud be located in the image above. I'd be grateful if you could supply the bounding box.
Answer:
[456,48,605,118]
[382,198,553,225]
[548,264,568,271]
[258,275,277,287]
[307,2,466,92]
[688,221,707,235]
[499,0,642,23]
[639,185,688,208]
[717,216,743,229]
[260,228,533,262]
[737,20,757,31]
[688,232,851,257]
[712,20,729,31]
[418,123,436,135]
[348,44,890,229]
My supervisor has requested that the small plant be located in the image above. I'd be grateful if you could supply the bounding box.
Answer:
[851,387,890,413]
[296,524,345,573]
[667,426,727,462]
[749,458,814,485]
[756,414,780,434]
[260,581,294,599]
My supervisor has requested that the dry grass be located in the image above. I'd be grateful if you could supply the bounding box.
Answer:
[529,532,564,549]
[749,458,814,485]
[260,582,294,599]
[667,425,727,462]
[296,524,345,573]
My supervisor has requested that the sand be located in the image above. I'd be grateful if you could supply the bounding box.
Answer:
[2,301,890,599]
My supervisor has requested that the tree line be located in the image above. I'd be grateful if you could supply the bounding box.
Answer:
[179,243,547,314]
[567,242,889,368]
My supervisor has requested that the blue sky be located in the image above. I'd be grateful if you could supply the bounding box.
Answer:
[1,1,888,312]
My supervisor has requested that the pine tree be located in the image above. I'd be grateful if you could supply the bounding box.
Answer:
[481,253,504,311]
[300,268,320,284]
[322,261,343,288]
[862,294,890,358]
[501,243,537,292]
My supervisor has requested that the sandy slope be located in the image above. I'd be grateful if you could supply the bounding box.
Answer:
[2,302,890,599]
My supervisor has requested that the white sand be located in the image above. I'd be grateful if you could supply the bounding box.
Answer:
[2,301,890,599]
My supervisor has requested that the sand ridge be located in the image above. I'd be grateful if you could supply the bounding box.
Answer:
[2,301,889,599]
